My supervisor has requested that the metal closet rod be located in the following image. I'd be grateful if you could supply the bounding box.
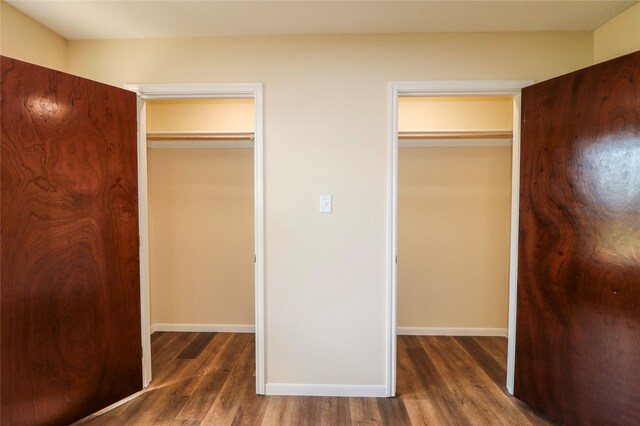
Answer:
[146,131,255,141]
[399,130,513,139]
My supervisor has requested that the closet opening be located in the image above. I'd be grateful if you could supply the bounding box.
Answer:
[146,97,256,390]
[387,82,530,398]
[397,94,513,390]
[398,96,513,331]
[128,82,265,397]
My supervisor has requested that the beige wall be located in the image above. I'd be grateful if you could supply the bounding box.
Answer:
[399,96,513,131]
[398,146,512,329]
[0,1,66,70]
[146,99,254,327]
[148,148,254,326]
[398,97,512,331]
[147,98,254,132]
[594,2,640,63]
[63,32,592,387]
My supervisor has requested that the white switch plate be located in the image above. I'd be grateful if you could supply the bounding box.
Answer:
[319,195,332,213]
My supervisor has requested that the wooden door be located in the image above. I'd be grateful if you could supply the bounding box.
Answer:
[515,51,640,425]
[1,57,142,425]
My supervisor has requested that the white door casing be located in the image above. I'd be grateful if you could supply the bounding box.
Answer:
[386,81,532,396]
[126,83,266,394]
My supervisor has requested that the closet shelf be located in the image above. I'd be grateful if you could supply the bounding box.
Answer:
[398,130,512,139]
[146,131,255,149]
[398,129,513,148]
[147,131,255,141]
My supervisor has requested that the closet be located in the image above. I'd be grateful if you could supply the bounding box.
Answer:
[146,98,255,332]
[397,96,513,335]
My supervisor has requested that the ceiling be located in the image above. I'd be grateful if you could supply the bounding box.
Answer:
[7,0,638,41]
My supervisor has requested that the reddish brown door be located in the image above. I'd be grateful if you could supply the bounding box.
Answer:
[1,57,142,425]
[516,51,640,425]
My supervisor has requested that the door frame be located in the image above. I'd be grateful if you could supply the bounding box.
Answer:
[386,80,532,397]
[125,83,266,394]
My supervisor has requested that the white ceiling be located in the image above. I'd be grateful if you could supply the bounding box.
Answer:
[7,0,638,40]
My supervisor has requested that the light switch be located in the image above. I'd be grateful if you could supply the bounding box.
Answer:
[319,195,332,213]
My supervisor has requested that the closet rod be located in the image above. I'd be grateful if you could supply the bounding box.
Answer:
[147,131,254,141]
[399,130,512,140]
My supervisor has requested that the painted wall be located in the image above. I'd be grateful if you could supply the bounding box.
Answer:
[0,1,66,71]
[398,146,512,331]
[398,97,512,332]
[399,96,513,131]
[146,99,255,327]
[147,98,254,132]
[594,2,640,63]
[64,32,592,388]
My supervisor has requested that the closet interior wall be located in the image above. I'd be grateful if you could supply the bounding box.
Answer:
[398,96,513,334]
[146,98,255,329]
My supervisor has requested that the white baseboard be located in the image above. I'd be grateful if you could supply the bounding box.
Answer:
[266,383,387,398]
[397,327,507,337]
[150,323,255,334]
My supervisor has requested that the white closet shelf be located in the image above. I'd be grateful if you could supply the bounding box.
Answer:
[398,129,513,147]
[398,129,512,139]
[147,131,255,149]
[147,131,254,140]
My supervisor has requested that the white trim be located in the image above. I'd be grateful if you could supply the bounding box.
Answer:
[399,138,512,148]
[386,85,399,397]
[506,94,523,395]
[151,323,255,333]
[392,80,532,96]
[265,384,387,398]
[253,85,266,396]
[126,82,266,396]
[136,98,152,389]
[397,327,508,337]
[125,83,258,99]
[387,80,533,399]
[148,140,254,149]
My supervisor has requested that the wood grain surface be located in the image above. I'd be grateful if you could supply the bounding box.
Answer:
[80,333,552,425]
[1,56,142,425]
[515,51,640,425]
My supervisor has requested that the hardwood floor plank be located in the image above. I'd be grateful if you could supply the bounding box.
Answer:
[396,347,422,399]
[175,333,252,421]
[231,378,269,425]
[419,336,531,425]
[473,336,508,364]
[178,332,217,360]
[83,333,552,425]
[152,333,199,373]
[303,396,324,425]
[403,398,452,426]
[261,396,295,425]
[173,333,233,397]
[320,397,351,425]
[151,331,166,344]
[201,336,255,425]
[376,397,411,425]
[349,397,381,423]
[455,336,506,388]
[402,344,470,423]
[285,396,316,426]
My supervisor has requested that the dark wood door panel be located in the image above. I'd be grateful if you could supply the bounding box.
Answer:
[1,56,142,425]
[515,51,640,425]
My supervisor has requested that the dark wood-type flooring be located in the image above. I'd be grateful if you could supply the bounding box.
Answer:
[79,333,553,425]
